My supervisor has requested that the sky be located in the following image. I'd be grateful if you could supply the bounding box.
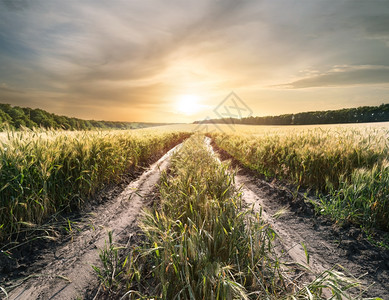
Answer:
[0,0,388,123]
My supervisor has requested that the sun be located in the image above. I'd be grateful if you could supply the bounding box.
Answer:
[176,94,201,115]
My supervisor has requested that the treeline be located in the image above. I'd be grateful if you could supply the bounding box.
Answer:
[195,103,389,126]
[0,103,166,130]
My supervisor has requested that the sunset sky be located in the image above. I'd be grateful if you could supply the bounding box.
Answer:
[0,0,388,123]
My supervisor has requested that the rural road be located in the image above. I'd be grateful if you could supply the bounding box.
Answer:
[207,137,389,299]
[8,143,182,300]
[4,137,389,299]
[235,174,389,298]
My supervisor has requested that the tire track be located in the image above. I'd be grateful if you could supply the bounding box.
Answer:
[206,137,389,299]
[8,143,182,300]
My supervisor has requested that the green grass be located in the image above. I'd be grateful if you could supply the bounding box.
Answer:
[94,135,359,299]
[321,160,389,231]
[0,127,190,244]
[210,127,389,232]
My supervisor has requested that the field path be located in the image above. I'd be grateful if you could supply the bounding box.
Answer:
[5,137,389,299]
[207,137,389,299]
[8,143,182,300]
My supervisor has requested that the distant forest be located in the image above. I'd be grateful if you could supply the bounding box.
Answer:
[195,103,389,126]
[0,103,167,130]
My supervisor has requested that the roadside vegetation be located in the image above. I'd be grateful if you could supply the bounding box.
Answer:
[0,127,190,244]
[94,135,359,299]
[210,126,389,232]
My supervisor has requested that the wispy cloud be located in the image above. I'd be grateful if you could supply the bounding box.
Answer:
[279,65,389,89]
[0,0,388,121]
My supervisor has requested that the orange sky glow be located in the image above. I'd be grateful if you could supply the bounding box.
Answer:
[0,0,388,123]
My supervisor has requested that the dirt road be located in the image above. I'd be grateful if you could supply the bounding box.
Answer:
[6,143,181,300]
[3,137,389,299]
[209,139,389,299]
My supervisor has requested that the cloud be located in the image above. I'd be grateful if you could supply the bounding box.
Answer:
[1,0,29,11]
[0,83,24,94]
[363,15,389,37]
[280,66,389,89]
[0,0,389,121]
[362,15,389,47]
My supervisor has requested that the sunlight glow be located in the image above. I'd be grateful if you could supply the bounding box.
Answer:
[176,94,201,115]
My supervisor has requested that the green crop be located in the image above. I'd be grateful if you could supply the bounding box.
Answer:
[0,127,190,243]
[210,126,389,231]
[95,135,359,299]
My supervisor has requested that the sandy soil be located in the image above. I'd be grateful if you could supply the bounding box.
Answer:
[210,139,389,299]
[3,143,181,300]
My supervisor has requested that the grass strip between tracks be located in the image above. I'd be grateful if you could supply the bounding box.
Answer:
[94,135,366,299]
